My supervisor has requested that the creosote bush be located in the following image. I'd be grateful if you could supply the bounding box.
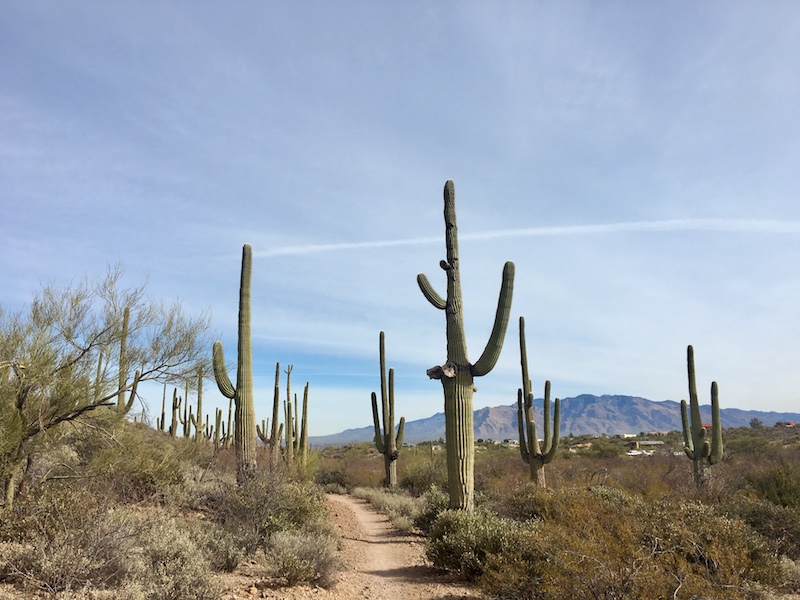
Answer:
[428,483,783,600]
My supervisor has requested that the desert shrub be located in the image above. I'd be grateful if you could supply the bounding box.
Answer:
[266,530,341,587]
[351,486,422,531]
[413,484,449,534]
[746,462,800,508]
[129,515,222,600]
[422,484,781,599]
[0,484,220,598]
[207,471,333,554]
[426,509,525,577]
[315,465,351,490]
[725,497,800,560]
[397,446,447,496]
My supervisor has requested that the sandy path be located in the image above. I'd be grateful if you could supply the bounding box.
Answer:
[322,494,484,600]
[231,493,485,599]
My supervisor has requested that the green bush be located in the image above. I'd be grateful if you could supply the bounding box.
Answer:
[746,462,800,508]
[725,497,800,560]
[206,471,331,553]
[474,486,781,600]
[426,509,525,577]
[398,447,447,496]
[267,530,341,587]
[413,485,449,534]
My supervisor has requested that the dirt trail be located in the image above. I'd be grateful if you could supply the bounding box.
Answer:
[321,494,484,600]
[228,493,485,599]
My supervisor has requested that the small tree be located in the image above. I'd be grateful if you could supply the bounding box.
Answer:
[0,266,211,508]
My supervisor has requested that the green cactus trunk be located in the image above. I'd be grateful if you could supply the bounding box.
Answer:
[418,181,515,511]
[191,368,204,442]
[297,382,309,469]
[270,362,282,465]
[371,331,405,488]
[157,384,166,431]
[680,345,723,488]
[212,244,257,484]
[116,306,134,414]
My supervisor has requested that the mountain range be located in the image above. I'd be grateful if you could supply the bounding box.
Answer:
[309,394,800,446]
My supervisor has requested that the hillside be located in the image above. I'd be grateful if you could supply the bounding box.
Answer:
[309,394,800,446]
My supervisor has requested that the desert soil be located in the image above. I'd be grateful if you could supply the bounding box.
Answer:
[221,493,486,600]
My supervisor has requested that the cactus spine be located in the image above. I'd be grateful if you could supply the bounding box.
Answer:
[680,345,723,488]
[212,243,257,484]
[371,331,406,488]
[418,180,515,511]
[517,316,560,487]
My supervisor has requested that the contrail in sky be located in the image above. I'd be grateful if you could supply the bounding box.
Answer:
[258,219,800,258]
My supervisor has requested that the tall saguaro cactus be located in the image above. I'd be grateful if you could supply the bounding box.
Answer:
[517,316,560,487]
[212,243,257,484]
[418,180,515,511]
[680,345,723,488]
[371,331,406,488]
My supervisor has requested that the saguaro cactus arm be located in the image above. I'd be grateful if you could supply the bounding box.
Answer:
[417,273,447,310]
[371,391,386,454]
[709,381,723,464]
[212,342,235,399]
[472,261,515,377]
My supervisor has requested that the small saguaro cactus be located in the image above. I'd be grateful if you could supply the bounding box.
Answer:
[255,362,283,466]
[189,367,204,442]
[371,331,406,488]
[169,388,180,438]
[283,365,294,467]
[517,316,560,487]
[418,180,515,511]
[680,344,724,488]
[212,243,258,484]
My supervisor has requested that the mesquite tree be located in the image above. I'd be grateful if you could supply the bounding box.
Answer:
[0,266,211,509]
[418,180,515,511]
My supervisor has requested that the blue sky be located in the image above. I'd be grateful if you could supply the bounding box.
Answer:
[2,2,799,435]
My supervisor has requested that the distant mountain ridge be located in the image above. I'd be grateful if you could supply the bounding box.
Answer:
[309,394,800,446]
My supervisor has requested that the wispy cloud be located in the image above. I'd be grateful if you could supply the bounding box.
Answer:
[258,219,800,257]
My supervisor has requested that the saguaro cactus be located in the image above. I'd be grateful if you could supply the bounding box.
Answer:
[189,367,204,442]
[680,344,723,488]
[212,243,258,484]
[418,180,515,511]
[517,316,560,487]
[255,362,283,466]
[371,331,406,488]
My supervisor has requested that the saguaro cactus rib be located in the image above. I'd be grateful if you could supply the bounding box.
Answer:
[212,244,257,484]
[680,345,723,487]
[418,180,515,511]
